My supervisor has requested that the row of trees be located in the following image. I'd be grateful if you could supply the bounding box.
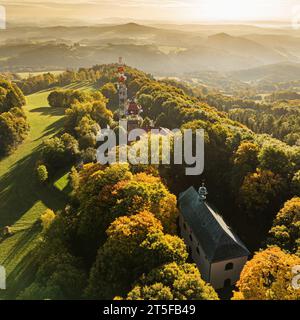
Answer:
[0,80,29,156]
[39,89,112,175]
[48,90,94,108]
[16,64,150,96]
[17,69,103,95]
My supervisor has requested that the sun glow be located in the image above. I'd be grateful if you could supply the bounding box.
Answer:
[1,0,294,23]
[195,0,282,21]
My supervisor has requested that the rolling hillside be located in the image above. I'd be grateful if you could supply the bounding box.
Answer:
[0,84,92,299]
[1,23,300,74]
[230,62,300,82]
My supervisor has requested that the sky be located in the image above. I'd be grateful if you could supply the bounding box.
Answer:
[1,0,299,24]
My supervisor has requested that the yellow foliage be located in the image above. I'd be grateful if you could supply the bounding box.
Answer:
[40,209,56,231]
[233,246,300,300]
[106,210,163,241]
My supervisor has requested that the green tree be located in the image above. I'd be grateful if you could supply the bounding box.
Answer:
[41,133,79,170]
[238,168,284,219]
[292,171,300,196]
[0,80,26,113]
[258,144,291,176]
[0,107,29,156]
[37,165,48,183]
[18,249,87,300]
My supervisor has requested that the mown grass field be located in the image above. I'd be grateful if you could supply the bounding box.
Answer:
[0,82,95,299]
[0,89,68,298]
[0,81,97,299]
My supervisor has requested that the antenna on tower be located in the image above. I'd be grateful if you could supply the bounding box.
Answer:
[117,57,127,116]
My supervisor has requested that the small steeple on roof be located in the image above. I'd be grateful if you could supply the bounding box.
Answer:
[178,186,250,263]
[198,182,208,200]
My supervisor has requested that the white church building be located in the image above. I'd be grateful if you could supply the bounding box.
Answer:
[178,185,250,290]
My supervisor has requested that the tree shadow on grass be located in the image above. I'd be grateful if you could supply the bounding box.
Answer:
[1,232,40,299]
[35,117,65,141]
[0,147,67,228]
[4,255,39,299]
[1,222,40,266]
[64,81,93,90]
[30,106,66,117]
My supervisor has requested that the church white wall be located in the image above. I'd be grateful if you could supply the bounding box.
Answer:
[179,213,249,290]
[179,214,210,282]
[210,256,248,290]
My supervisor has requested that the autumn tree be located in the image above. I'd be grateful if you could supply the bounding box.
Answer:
[100,82,118,110]
[74,164,133,258]
[123,262,218,300]
[268,198,300,255]
[40,209,56,231]
[74,164,178,260]
[238,168,284,219]
[233,247,300,300]
[75,115,100,149]
[19,207,87,300]
[110,172,178,234]
[85,211,188,299]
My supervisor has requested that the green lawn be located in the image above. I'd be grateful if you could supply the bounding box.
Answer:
[53,171,72,197]
[0,89,68,299]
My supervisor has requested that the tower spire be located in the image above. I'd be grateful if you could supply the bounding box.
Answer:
[198,182,208,201]
[117,57,127,116]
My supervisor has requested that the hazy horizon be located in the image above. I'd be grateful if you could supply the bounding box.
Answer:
[2,0,300,26]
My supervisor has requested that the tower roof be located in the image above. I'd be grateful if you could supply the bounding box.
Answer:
[178,186,250,263]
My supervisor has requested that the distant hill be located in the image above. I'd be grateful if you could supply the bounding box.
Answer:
[1,23,300,75]
[206,33,288,65]
[230,62,300,82]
